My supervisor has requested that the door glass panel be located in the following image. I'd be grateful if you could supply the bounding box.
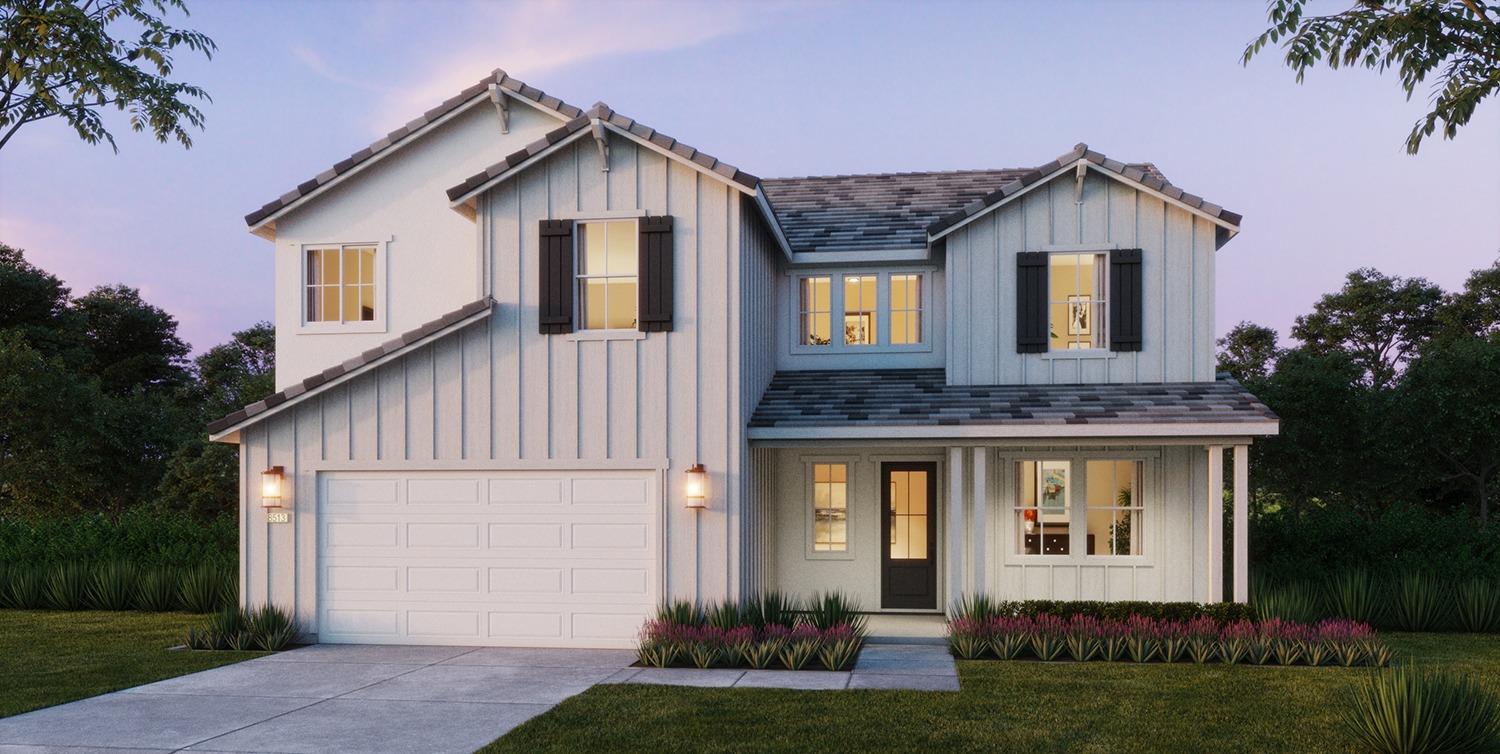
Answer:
[888,470,929,560]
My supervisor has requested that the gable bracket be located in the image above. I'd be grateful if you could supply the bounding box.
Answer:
[487,83,510,134]
[590,119,610,172]
[1074,161,1086,204]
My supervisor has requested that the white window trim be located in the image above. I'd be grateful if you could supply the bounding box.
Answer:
[573,217,640,335]
[802,456,857,561]
[789,268,934,355]
[298,240,389,335]
[1003,450,1157,565]
[1043,249,1109,353]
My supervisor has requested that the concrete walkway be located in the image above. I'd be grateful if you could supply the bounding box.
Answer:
[0,644,636,754]
[609,642,959,691]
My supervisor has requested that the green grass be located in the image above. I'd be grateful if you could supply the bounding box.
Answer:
[0,610,264,719]
[480,633,1500,754]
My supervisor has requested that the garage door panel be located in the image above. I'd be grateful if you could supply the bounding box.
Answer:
[320,470,657,648]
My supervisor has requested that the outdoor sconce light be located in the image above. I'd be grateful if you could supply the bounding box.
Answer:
[260,466,285,508]
[684,464,708,509]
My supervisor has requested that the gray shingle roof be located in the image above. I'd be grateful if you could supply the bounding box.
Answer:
[925,143,1242,238]
[447,102,759,203]
[245,69,582,228]
[748,369,1277,432]
[207,297,495,436]
[759,160,1167,254]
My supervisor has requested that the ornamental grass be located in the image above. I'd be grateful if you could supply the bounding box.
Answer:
[944,613,1391,667]
[635,593,869,672]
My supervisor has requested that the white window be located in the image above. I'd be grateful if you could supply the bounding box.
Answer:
[1049,253,1107,350]
[891,273,922,345]
[577,220,638,330]
[800,276,832,346]
[305,244,378,324]
[811,463,848,552]
[1016,458,1144,557]
[843,275,877,345]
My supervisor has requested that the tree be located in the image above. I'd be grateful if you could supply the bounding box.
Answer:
[0,243,87,364]
[1244,0,1500,154]
[1438,258,1500,339]
[1291,267,1443,389]
[0,0,216,152]
[1216,321,1282,382]
[73,284,190,396]
[0,332,110,513]
[1396,335,1500,525]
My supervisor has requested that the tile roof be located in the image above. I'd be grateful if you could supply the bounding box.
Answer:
[925,143,1242,238]
[446,102,759,203]
[207,297,495,436]
[759,161,1166,254]
[245,69,582,228]
[748,369,1277,432]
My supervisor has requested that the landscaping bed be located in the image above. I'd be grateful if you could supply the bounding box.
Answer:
[635,592,868,672]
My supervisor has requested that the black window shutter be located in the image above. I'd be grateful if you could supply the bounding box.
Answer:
[538,219,574,334]
[637,215,674,332]
[1109,249,1143,352]
[1016,252,1048,353]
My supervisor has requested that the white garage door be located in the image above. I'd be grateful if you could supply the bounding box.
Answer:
[317,470,659,648]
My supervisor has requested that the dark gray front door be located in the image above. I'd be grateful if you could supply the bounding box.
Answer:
[881,462,938,610]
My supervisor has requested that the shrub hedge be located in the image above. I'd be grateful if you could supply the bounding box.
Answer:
[0,510,236,568]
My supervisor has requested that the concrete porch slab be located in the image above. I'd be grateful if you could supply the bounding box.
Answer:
[184,699,546,754]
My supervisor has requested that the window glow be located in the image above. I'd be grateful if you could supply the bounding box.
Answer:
[577,220,638,330]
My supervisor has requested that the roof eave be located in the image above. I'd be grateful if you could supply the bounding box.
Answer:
[747,420,1280,441]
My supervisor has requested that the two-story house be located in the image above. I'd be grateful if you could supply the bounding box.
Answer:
[210,69,1278,648]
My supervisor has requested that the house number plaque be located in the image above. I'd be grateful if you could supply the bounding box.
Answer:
[266,511,291,524]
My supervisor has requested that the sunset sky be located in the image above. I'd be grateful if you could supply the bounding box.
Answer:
[0,0,1495,353]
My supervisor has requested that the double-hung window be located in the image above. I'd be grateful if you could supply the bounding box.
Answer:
[1016,458,1144,557]
[577,220,638,330]
[800,277,832,345]
[795,271,926,350]
[305,244,379,326]
[811,462,848,552]
[1048,253,1106,350]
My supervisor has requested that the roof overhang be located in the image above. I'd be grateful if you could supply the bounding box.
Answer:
[747,420,1280,442]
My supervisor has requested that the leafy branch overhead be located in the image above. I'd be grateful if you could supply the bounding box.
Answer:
[0,0,216,153]
[1244,0,1500,154]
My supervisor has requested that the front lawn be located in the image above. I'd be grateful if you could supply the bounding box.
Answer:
[0,610,264,719]
[481,633,1500,754]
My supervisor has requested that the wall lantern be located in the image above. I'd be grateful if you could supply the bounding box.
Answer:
[684,464,708,509]
[260,466,285,508]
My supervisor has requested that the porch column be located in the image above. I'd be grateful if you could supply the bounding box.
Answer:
[1232,444,1250,604]
[946,446,965,611]
[1206,445,1224,602]
[970,447,988,596]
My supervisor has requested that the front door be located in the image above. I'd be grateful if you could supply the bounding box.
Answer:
[881,462,938,610]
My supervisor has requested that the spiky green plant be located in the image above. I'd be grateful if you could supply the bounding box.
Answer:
[702,600,743,630]
[43,563,89,609]
[804,591,866,633]
[135,567,180,612]
[655,599,702,627]
[950,593,1003,622]
[1341,665,1500,754]
[1390,571,1449,632]
[1454,579,1500,633]
[246,604,299,651]
[1252,579,1322,624]
[1326,569,1380,624]
[86,561,138,610]
[743,591,799,631]
[637,640,678,668]
[744,637,783,669]
[180,564,230,613]
[3,564,46,608]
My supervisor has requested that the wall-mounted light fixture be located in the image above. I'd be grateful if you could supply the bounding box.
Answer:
[260,466,285,508]
[684,464,707,509]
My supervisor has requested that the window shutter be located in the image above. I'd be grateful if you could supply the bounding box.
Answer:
[1016,252,1048,353]
[637,215,674,332]
[1109,248,1143,352]
[538,219,574,334]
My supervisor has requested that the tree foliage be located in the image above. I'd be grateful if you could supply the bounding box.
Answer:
[0,0,216,152]
[1291,267,1443,388]
[1244,0,1500,154]
[1217,321,1283,382]
[1396,335,1500,524]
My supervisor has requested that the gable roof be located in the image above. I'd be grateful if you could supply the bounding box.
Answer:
[207,297,495,441]
[748,369,1278,440]
[445,102,760,206]
[926,143,1242,241]
[244,69,582,235]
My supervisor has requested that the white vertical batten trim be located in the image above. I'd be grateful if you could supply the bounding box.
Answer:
[1232,444,1249,604]
[946,446,965,610]
[970,447,988,595]
[1206,444,1224,602]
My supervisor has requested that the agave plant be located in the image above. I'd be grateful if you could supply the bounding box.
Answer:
[745,626,787,669]
[946,617,989,660]
[1124,615,1160,663]
[702,600,743,631]
[43,563,89,610]
[817,624,863,671]
[721,626,754,666]
[778,624,822,670]
[743,592,800,631]
[1454,578,1500,633]
[990,618,1032,660]
[1098,619,1130,662]
[1064,615,1102,662]
[805,591,866,634]
[685,626,724,668]
[1158,620,1188,663]
[1390,571,1449,632]
[1184,617,1218,664]
[135,567,179,612]
[951,593,1004,623]
[1252,579,1322,624]
[1030,614,1068,661]
[86,561,138,610]
[1325,569,1380,624]
[180,564,230,614]
[4,564,46,609]
[1219,620,1255,665]
[655,599,703,627]
[1341,665,1500,754]
[247,604,299,651]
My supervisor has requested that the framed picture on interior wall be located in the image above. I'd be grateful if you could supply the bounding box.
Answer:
[1066,294,1090,336]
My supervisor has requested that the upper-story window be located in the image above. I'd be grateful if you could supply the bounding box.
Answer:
[795,270,927,351]
[1049,253,1106,350]
[305,244,378,324]
[577,220,638,330]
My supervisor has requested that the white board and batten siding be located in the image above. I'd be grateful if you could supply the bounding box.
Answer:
[944,171,1218,385]
[238,130,783,644]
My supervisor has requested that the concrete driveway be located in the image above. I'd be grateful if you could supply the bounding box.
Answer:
[0,644,637,754]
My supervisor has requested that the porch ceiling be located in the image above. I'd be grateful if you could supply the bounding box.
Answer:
[747,369,1279,441]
